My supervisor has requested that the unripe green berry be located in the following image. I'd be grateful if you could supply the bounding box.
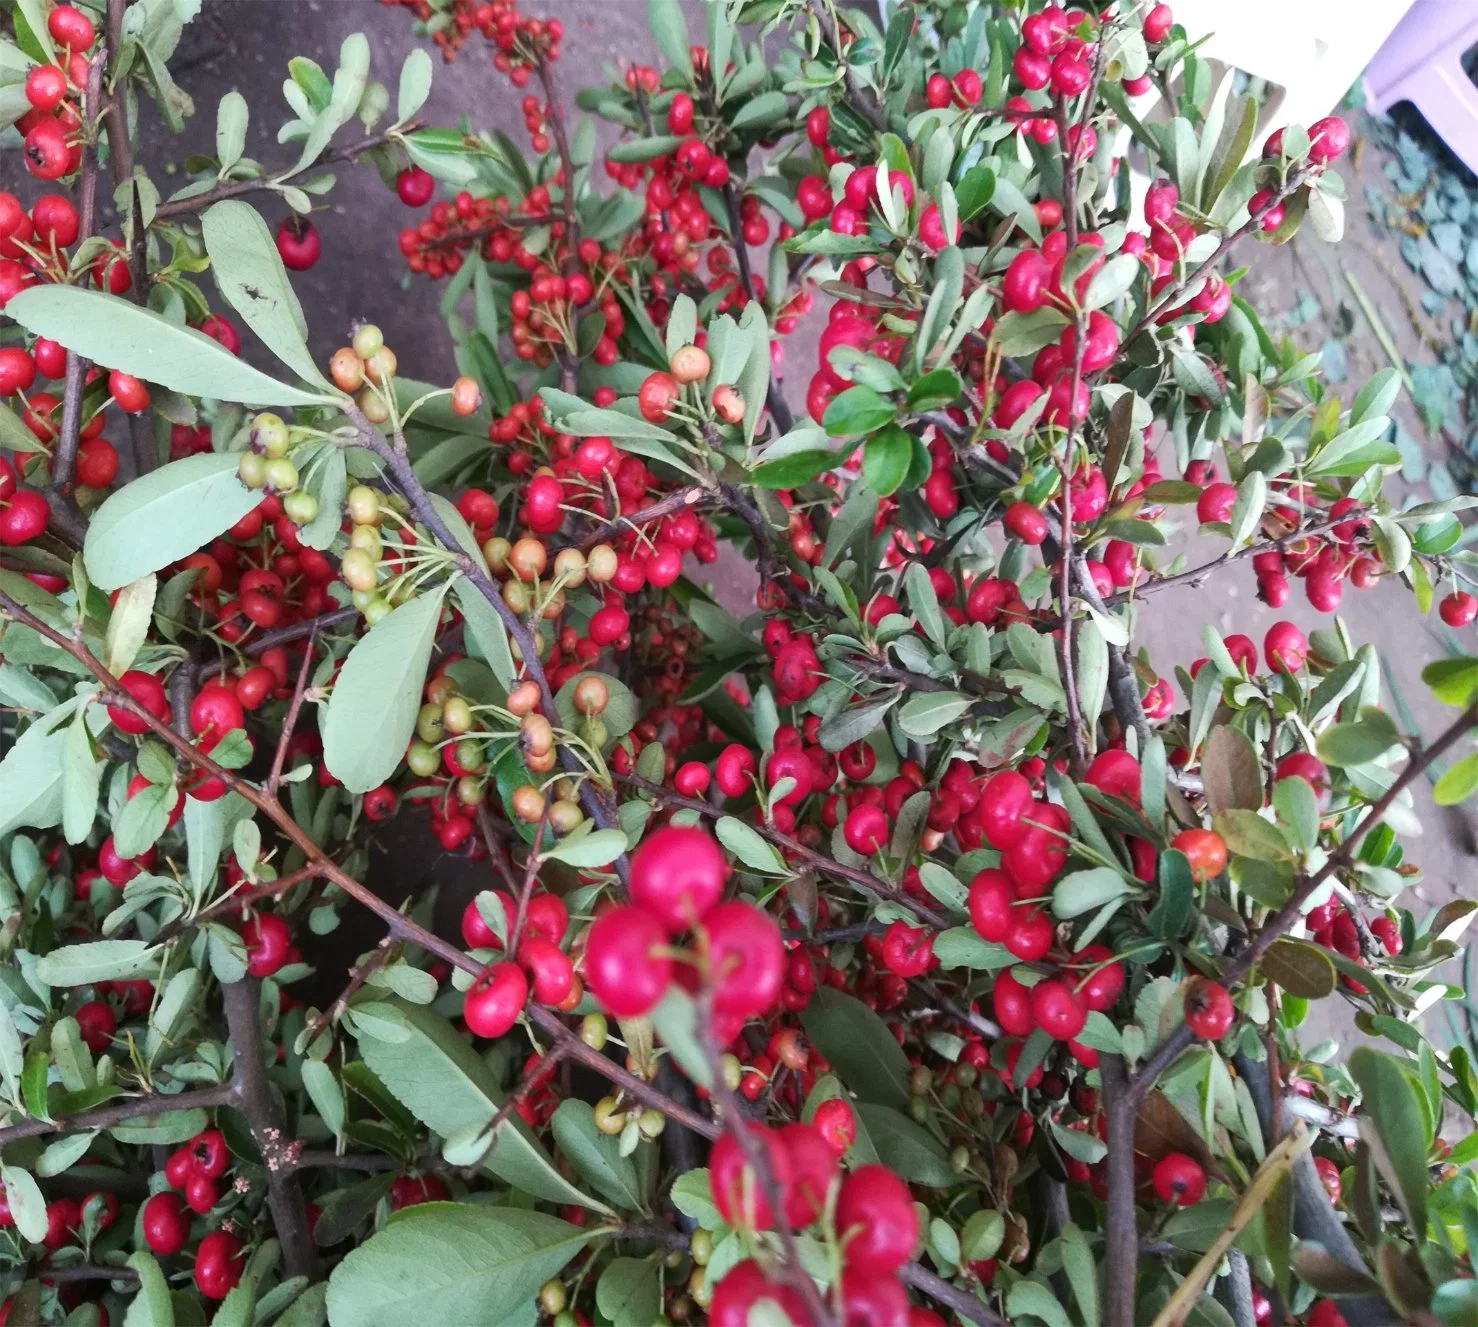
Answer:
[251,412,289,456]
[238,452,267,488]
[263,456,299,492]
[580,1013,608,1050]
[352,324,384,359]
[283,490,318,525]
[347,484,381,525]
[405,740,439,777]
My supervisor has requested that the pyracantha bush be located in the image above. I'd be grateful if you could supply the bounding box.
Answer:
[0,0,1475,1325]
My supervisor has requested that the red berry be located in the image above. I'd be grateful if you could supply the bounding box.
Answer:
[835,1164,918,1271]
[241,913,291,977]
[142,1192,190,1255]
[1171,828,1227,883]
[705,900,785,1020]
[709,1125,792,1230]
[1152,1152,1206,1205]
[396,166,435,207]
[194,1230,245,1300]
[629,824,729,933]
[275,218,320,271]
[1439,591,1477,627]
[583,905,670,1017]
[1183,976,1235,1040]
[462,961,528,1038]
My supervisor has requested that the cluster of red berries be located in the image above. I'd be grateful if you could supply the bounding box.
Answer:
[382,0,562,78]
[710,1135,920,1325]
[584,825,785,1040]
[17,6,96,182]
[461,886,575,1039]
[1010,3,1098,100]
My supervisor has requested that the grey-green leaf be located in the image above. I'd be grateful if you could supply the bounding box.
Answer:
[323,589,445,794]
[325,1205,592,1327]
[202,200,330,389]
[6,286,330,407]
[84,454,265,592]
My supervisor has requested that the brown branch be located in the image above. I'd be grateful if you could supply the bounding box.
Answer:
[572,485,712,552]
[154,864,322,946]
[1106,516,1346,608]
[34,1264,140,1285]
[52,47,107,496]
[151,132,408,221]
[266,629,317,797]
[1100,1051,1140,1326]
[305,935,396,1046]
[221,978,317,1282]
[196,606,359,681]
[506,807,549,955]
[526,1005,718,1139]
[0,1081,237,1147]
[898,1263,1008,1327]
[616,771,949,928]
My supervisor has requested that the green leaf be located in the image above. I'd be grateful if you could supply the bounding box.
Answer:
[915,245,964,371]
[202,201,331,391]
[6,286,329,408]
[1059,1224,1100,1327]
[550,1101,644,1211]
[649,987,712,1089]
[1306,416,1399,477]
[1213,809,1291,862]
[209,1279,256,1327]
[1349,1047,1430,1238]
[647,0,692,77]
[323,589,445,794]
[596,1259,661,1327]
[123,1251,175,1327]
[824,385,896,437]
[84,454,264,592]
[61,708,103,845]
[105,574,158,676]
[0,1163,45,1243]
[0,699,77,837]
[714,816,787,874]
[397,47,433,121]
[991,307,1070,355]
[954,164,996,220]
[1316,710,1401,767]
[1007,1278,1073,1327]
[862,425,913,497]
[1435,751,1478,806]
[540,828,628,869]
[453,578,516,690]
[36,939,160,986]
[301,1059,345,1139]
[932,927,1013,970]
[855,1101,954,1185]
[1083,254,1140,310]
[1423,657,1478,708]
[1260,939,1336,998]
[1147,850,1195,940]
[356,1001,601,1212]
[1051,868,1131,919]
[326,1206,592,1327]
[801,988,910,1108]
[897,690,971,737]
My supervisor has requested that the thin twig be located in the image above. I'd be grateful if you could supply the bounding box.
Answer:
[221,978,317,1282]
[0,1081,237,1147]
[266,630,317,797]
[151,132,408,220]
[898,1263,1008,1327]
[52,46,107,495]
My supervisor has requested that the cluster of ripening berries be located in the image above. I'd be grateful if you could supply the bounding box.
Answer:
[382,0,563,79]
[16,5,98,182]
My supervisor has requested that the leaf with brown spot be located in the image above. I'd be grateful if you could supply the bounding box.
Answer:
[1202,726,1264,814]
[1134,1090,1217,1178]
